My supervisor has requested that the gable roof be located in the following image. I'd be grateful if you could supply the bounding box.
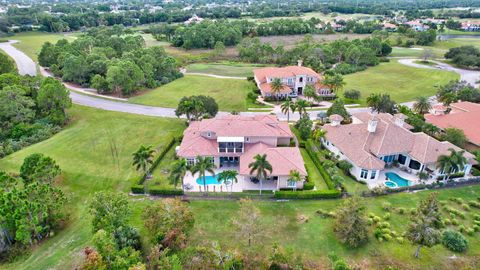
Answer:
[253,66,321,83]
[323,112,475,170]
[425,101,480,146]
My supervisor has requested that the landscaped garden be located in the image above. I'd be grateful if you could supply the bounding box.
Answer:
[129,75,268,111]
[342,60,460,105]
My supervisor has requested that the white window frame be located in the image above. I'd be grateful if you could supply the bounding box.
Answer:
[287,180,297,188]
[370,170,376,180]
[360,169,368,179]
[187,158,195,166]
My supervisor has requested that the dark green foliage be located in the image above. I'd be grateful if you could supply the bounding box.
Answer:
[0,53,15,75]
[334,197,369,248]
[327,99,350,121]
[442,230,468,252]
[366,93,397,114]
[294,115,313,141]
[436,80,480,104]
[148,188,184,196]
[305,140,336,190]
[445,46,480,69]
[274,189,341,199]
[19,153,61,185]
[343,89,361,100]
[175,95,219,121]
[130,185,145,194]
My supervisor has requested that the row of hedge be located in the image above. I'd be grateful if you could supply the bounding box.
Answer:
[305,139,336,190]
[131,185,184,196]
[274,189,341,199]
[138,135,177,185]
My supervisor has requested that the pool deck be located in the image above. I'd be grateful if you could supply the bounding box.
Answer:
[182,168,278,192]
[375,168,420,189]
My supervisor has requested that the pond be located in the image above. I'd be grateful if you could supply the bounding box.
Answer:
[438,34,480,40]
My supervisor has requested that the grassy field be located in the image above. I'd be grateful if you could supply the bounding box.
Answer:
[343,60,460,105]
[300,148,328,190]
[187,186,480,269]
[186,62,268,77]
[390,47,446,58]
[129,75,260,111]
[0,105,185,270]
[432,38,480,50]
[11,31,78,61]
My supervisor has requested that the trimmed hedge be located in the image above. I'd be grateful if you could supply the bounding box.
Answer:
[274,189,341,199]
[148,187,184,196]
[305,139,336,190]
[131,185,145,194]
[303,182,315,190]
[138,135,177,184]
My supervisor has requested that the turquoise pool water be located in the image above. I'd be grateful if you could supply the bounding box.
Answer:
[196,175,221,185]
[385,172,410,188]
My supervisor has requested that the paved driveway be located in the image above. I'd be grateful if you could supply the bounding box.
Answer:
[0,40,36,76]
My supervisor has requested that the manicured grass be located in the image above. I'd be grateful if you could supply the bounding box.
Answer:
[187,186,480,269]
[11,31,78,61]
[129,75,258,111]
[431,38,480,50]
[390,46,445,58]
[0,105,185,270]
[149,144,179,188]
[343,60,460,105]
[300,148,328,190]
[186,62,267,77]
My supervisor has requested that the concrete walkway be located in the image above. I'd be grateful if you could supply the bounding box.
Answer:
[0,40,36,76]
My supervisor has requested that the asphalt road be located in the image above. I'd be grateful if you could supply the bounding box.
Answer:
[0,40,37,76]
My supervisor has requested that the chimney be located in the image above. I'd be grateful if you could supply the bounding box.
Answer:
[368,116,378,133]
[329,114,343,127]
[297,60,303,67]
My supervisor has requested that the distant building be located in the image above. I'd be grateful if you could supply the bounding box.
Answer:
[425,101,480,148]
[405,20,430,31]
[184,14,204,25]
[253,62,333,99]
[460,21,480,31]
[382,22,398,31]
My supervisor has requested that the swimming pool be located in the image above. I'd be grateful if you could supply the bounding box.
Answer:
[384,172,411,188]
[196,175,221,185]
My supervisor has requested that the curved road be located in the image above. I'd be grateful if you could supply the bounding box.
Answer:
[2,40,477,120]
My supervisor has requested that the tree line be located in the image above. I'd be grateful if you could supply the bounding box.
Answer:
[0,73,71,158]
[38,26,182,96]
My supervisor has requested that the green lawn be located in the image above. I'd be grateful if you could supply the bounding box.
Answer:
[0,105,185,270]
[431,38,480,50]
[149,144,179,189]
[390,47,446,58]
[343,60,460,105]
[186,62,269,77]
[300,148,328,190]
[187,186,480,269]
[11,31,78,61]
[129,75,259,111]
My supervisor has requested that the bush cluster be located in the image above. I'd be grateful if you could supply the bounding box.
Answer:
[274,189,341,199]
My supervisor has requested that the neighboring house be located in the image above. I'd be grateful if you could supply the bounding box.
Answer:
[321,112,476,188]
[176,115,307,192]
[184,14,203,25]
[405,20,430,31]
[460,21,480,31]
[382,22,398,31]
[253,63,334,99]
[330,22,345,31]
[425,101,480,149]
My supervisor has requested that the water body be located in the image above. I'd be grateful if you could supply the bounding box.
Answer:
[438,34,480,40]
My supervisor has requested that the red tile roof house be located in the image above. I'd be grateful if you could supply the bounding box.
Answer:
[176,115,307,192]
[253,63,334,100]
[425,101,480,149]
[321,112,476,189]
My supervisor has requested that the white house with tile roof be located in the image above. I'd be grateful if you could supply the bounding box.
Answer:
[321,112,476,188]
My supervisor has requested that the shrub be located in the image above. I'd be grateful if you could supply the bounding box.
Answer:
[274,189,341,199]
[382,202,392,212]
[443,218,451,226]
[373,216,381,223]
[396,237,404,244]
[343,89,361,100]
[397,207,406,214]
[468,200,480,208]
[451,218,459,226]
[458,225,465,232]
[303,182,315,190]
[442,230,468,252]
[148,187,183,196]
[316,209,336,218]
[383,213,391,220]
[466,228,475,236]
[337,160,353,174]
[139,135,176,184]
[461,203,470,211]
[131,185,145,194]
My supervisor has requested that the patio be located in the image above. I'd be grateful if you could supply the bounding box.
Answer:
[182,168,279,193]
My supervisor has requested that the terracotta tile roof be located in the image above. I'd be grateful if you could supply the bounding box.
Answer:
[177,115,293,157]
[253,66,321,83]
[383,22,397,28]
[425,101,480,146]
[323,112,475,170]
[259,82,291,94]
[239,142,307,176]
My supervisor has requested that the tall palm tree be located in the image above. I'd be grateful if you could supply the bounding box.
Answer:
[413,96,432,115]
[281,98,296,122]
[169,159,189,189]
[324,73,345,93]
[190,156,216,194]
[436,148,467,181]
[248,154,273,195]
[217,170,239,194]
[423,123,440,137]
[295,99,310,116]
[132,145,155,180]
[303,85,318,102]
[270,78,284,101]
[288,170,302,191]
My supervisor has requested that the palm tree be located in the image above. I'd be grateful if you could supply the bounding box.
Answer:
[295,99,310,116]
[270,78,284,101]
[132,145,155,180]
[281,98,296,122]
[312,128,327,142]
[248,154,273,195]
[436,148,467,181]
[288,170,302,191]
[422,123,439,137]
[324,73,345,93]
[303,85,318,102]
[413,96,432,115]
[169,159,189,189]
[366,93,380,112]
[217,170,239,194]
[190,156,216,194]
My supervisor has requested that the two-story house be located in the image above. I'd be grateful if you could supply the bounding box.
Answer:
[253,63,333,99]
[321,112,476,188]
[176,115,307,192]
